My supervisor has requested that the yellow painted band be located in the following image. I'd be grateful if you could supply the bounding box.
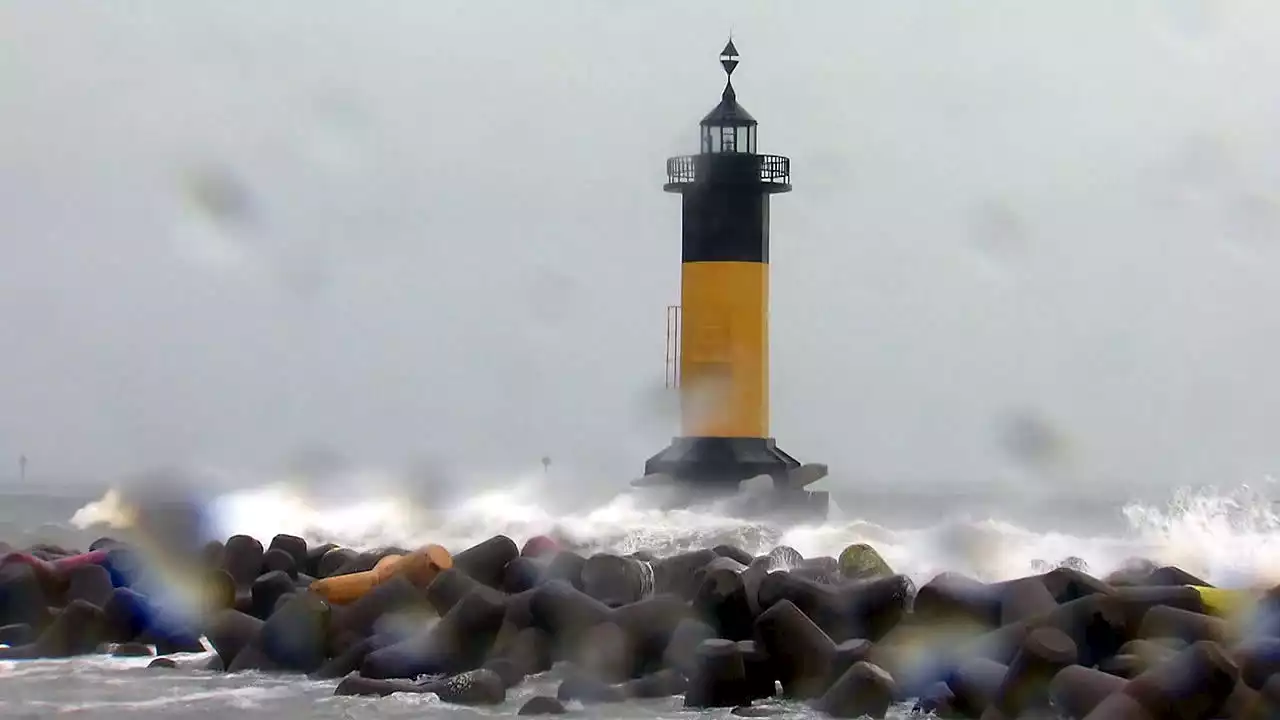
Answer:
[679,261,769,438]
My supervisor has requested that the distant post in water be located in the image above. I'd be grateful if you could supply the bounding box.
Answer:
[641,41,828,519]
[18,455,26,483]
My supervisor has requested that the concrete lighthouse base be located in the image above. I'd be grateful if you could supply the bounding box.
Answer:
[644,436,800,484]
[639,437,830,521]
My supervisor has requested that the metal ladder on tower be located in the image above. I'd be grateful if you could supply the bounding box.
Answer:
[665,304,681,389]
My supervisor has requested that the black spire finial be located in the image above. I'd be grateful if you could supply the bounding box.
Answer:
[698,36,755,128]
[720,39,739,78]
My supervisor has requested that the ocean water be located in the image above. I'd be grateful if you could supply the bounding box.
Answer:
[2,472,1280,717]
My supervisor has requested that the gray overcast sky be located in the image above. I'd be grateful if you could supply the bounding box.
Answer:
[3,1,1280,499]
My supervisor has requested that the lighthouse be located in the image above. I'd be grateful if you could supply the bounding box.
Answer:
[640,41,828,519]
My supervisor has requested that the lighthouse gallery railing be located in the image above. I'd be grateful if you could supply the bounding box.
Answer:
[665,154,791,187]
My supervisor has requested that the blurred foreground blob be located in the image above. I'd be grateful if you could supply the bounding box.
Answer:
[171,163,263,278]
[997,409,1073,474]
[70,470,217,571]
[285,445,353,485]
[134,496,212,563]
[182,164,258,231]
[966,198,1031,268]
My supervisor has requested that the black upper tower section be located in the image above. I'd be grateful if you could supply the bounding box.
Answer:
[665,40,791,264]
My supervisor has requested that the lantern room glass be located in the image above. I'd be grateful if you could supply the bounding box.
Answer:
[701,125,756,154]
